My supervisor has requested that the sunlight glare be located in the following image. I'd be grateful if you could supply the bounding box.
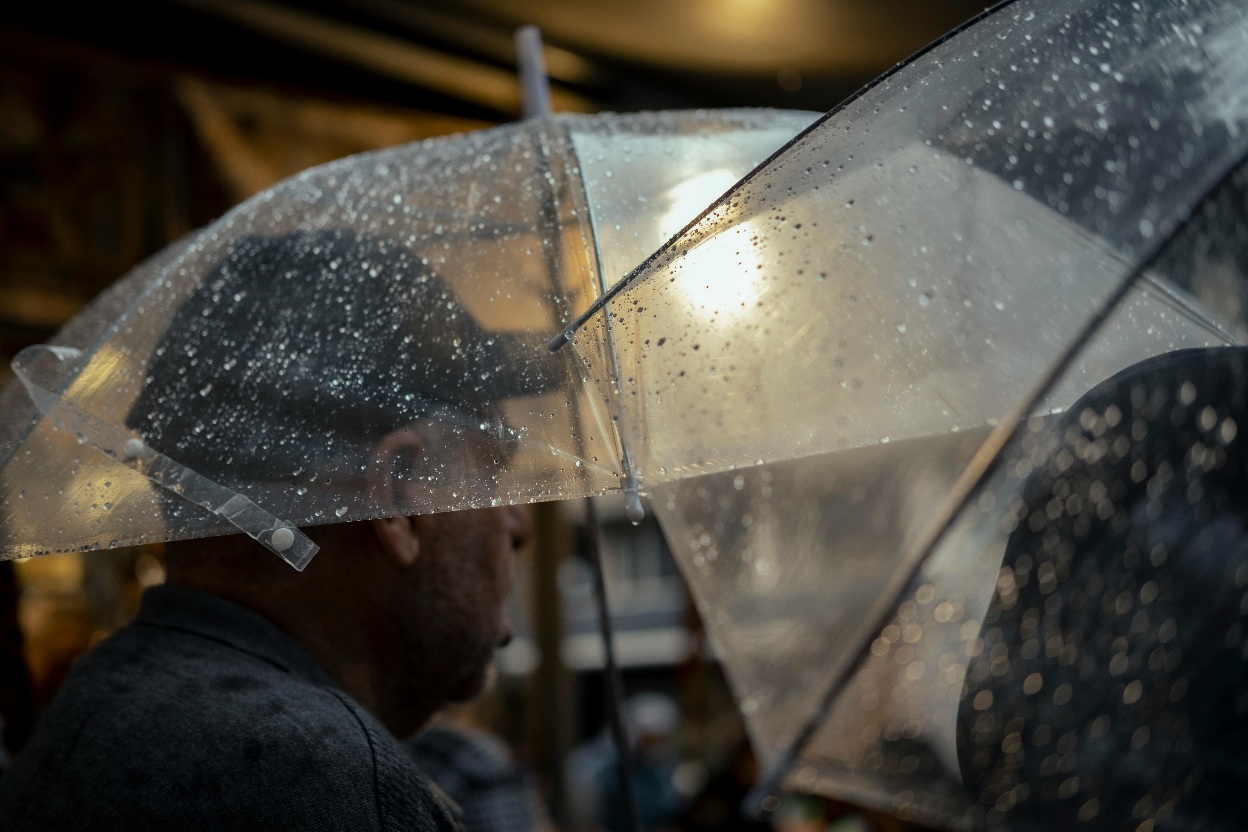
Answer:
[660,170,765,322]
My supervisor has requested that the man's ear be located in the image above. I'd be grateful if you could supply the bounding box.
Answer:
[368,425,426,514]
[367,425,434,571]
[370,514,422,571]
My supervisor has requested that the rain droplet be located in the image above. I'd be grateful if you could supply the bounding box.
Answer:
[122,439,145,460]
[335,506,349,518]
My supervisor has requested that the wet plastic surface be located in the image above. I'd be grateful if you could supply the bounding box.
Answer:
[0,110,816,560]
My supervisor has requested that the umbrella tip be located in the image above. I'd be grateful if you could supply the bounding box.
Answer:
[547,329,572,352]
[625,490,645,525]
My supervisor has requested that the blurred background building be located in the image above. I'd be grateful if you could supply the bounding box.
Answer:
[0,1,987,828]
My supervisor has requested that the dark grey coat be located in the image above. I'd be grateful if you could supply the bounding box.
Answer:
[0,583,457,831]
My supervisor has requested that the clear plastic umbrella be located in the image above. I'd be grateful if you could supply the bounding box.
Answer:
[548,0,1248,828]
[5,0,1248,826]
[0,108,817,569]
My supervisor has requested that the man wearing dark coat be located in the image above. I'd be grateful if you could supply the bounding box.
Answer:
[0,230,543,830]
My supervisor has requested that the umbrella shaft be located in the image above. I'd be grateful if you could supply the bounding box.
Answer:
[585,497,642,832]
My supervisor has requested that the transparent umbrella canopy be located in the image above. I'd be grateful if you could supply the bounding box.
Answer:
[549,0,1248,828]
[0,109,817,568]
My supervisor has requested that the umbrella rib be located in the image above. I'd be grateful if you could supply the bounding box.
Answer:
[1138,271,1245,346]
[528,76,641,832]
[743,146,1248,817]
[526,118,612,493]
[561,126,644,518]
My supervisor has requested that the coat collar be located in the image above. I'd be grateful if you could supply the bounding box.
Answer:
[133,582,338,688]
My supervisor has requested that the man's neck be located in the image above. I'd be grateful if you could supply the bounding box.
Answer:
[164,534,438,737]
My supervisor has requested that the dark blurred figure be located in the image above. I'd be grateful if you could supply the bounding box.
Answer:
[0,561,34,770]
[566,692,688,832]
[406,707,551,832]
[959,347,1248,830]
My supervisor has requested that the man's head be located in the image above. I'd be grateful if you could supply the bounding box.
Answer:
[127,227,562,526]
[130,228,557,735]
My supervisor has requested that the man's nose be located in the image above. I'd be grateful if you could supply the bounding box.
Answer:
[509,503,534,551]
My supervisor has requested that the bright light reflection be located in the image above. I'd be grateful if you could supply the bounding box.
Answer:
[660,170,764,322]
[66,344,127,400]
